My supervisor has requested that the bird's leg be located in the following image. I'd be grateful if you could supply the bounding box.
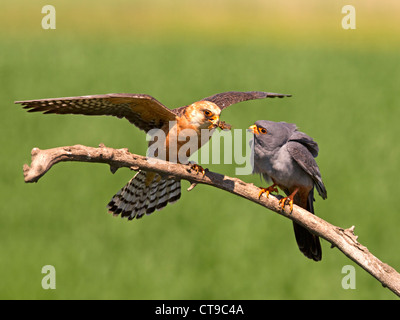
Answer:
[258,183,279,199]
[279,187,299,212]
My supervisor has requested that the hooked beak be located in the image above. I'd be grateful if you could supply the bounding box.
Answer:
[248,124,258,135]
[208,115,220,129]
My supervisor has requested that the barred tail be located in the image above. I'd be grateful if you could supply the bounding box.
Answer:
[107,170,181,220]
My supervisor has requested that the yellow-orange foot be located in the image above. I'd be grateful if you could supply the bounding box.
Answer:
[279,197,294,212]
[258,184,278,199]
[190,163,206,176]
[278,187,299,212]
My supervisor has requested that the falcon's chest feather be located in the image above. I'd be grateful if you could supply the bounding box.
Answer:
[176,113,215,145]
[160,115,214,163]
[254,144,313,189]
[254,145,296,184]
[255,145,292,174]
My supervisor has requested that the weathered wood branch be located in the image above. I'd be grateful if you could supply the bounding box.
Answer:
[23,144,400,297]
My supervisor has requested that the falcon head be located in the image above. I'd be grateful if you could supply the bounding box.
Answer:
[184,101,221,130]
[248,120,296,151]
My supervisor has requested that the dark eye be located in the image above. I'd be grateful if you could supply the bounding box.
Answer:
[258,127,267,134]
[203,110,212,117]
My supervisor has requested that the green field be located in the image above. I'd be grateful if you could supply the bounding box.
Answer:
[1,1,400,300]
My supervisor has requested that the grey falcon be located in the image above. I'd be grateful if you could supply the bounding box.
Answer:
[249,120,327,261]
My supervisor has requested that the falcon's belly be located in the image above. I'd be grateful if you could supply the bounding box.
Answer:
[163,118,215,164]
[254,145,313,190]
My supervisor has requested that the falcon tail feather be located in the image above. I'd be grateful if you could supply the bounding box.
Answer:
[292,189,322,261]
[107,170,181,220]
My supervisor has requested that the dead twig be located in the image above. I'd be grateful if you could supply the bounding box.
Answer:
[23,144,400,297]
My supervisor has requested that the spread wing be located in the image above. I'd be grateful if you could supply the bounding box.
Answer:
[15,93,177,132]
[286,140,327,199]
[171,91,291,115]
[201,91,292,110]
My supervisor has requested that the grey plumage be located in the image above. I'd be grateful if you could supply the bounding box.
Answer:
[251,120,327,261]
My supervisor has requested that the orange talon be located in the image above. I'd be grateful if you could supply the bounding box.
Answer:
[258,189,266,199]
[279,197,286,209]
[279,187,299,212]
[279,197,294,212]
[258,184,279,199]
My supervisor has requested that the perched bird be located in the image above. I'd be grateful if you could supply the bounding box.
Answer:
[249,120,327,261]
[16,91,291,220]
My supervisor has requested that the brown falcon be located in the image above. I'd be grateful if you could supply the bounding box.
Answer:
[16,91,291,220]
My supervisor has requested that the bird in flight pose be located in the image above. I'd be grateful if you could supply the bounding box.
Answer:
[249,120,327,261]
[16,91,291,220]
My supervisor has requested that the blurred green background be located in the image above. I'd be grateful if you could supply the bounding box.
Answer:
[1,0,399,299]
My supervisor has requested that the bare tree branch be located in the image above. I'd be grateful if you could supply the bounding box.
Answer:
[23,144,400,297]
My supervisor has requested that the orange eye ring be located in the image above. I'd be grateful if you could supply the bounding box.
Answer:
[258,127,267,134]
[203,110,212,117]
